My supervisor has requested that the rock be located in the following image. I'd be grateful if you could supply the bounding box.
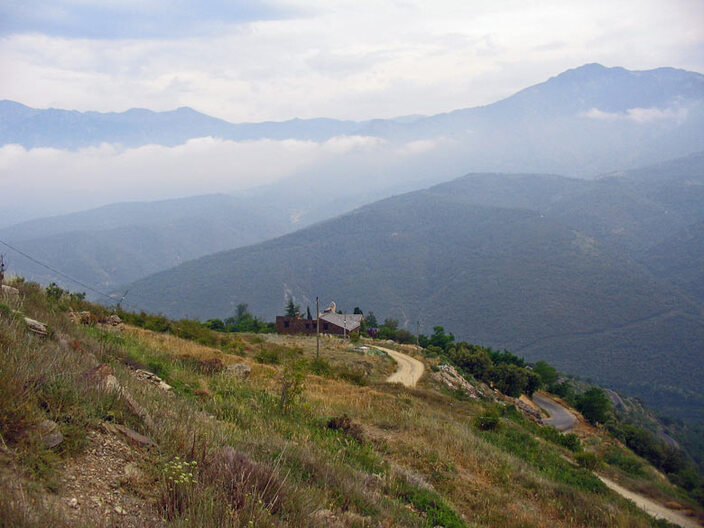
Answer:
[123,462,144,483]
[67,497,79,509]
[227,362,251,379]
[85,364,156,431]
[517,399,542,423]
[102,423,156,448]
[69,310,93,325]
[312,509,343,528]
[1,285,19,298]
[433,364,479,399]
[133,369,171,391]
[23,317,48,336]
[106,314,122,327]
[36,419,63,449]
[114,505,127,515]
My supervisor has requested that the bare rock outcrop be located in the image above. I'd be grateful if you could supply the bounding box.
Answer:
[432,364,479,399]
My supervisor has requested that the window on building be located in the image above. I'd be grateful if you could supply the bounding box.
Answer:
[284,321,290,328]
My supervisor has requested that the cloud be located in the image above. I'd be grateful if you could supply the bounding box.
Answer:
[0,1,299,39]
[581,106,690,123]
[1,0,702,122]
[0,135,443,218]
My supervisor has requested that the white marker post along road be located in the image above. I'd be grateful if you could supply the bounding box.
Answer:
[375,346,425,388]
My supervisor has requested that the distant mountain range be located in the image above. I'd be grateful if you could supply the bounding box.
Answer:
[2,63,703,178]
[122,152,704,425]
[0,194,290,292]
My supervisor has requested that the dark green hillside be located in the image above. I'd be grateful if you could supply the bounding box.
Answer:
[125,163,704,424]
[642,221,704,304]
[1,194,288,292]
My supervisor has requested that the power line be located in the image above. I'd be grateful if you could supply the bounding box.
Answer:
[0,238,134,307]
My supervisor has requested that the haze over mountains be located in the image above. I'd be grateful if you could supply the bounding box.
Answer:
[123,152,704,424]
[2,63,703,227]
[2,63,703,425]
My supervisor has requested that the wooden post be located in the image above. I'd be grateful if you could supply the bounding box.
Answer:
[316,296,320,359]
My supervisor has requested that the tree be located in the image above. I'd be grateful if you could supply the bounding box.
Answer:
[365,312,378,328]
[429,326,454,351]
[486,363,528,397]
[576,387,611,425]
[532,360,558,386]
[306,306,313,320]
[285,297,300,317]
[353,307,363,315]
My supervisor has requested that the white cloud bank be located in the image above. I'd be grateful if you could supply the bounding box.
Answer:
[581,106,690,123]
[0,134,443,219]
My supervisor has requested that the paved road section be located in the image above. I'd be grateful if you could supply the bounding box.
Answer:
[375,346,425,388]
[532,392,577,431]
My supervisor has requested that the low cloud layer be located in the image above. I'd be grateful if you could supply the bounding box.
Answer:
[581,106,690,123]
[0,135,443,221]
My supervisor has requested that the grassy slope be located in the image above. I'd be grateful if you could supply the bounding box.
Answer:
[2,282,701,527]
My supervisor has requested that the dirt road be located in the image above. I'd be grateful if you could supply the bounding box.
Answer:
[375,346,425,388]
[532,392,577,431]
[599,476,701,528]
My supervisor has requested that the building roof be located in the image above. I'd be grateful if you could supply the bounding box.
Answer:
[319,312,363,331]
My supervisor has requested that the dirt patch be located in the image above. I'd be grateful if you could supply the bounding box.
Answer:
[55,429,164,527]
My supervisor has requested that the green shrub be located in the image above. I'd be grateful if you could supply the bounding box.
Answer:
[606,448,645,477]
[310,357,332,376]
[575,452,600,470]
[396,481,465,528]
[474,406,501,431]
[336,366,368,386]
[255,347,281,365]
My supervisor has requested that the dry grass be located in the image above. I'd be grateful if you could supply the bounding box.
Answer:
[1,282,691,527]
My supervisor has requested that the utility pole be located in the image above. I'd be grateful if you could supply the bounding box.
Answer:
[416,320,420,345]
[316,296,320,359]
[0,254,5,285]
[344,313,347,340]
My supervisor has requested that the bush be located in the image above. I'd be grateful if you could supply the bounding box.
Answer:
[202,447,286,513]
[396,480,465,528]
[335,366,368,386]
[474,406,501,431]
[575,452,600,470]
[576,387,611,425]
[310,357,332,376]
[255,347,281,365]
[606,449,645,477]
[327,414,365,444]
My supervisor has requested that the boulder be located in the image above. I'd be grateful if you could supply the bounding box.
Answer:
[433,364,479,399]
[1,285,19,298]
[24,317,48,336]
[36,419,63,449]
[84,364,156,431]
[227,362,251,379]
[133,369,171,391]
[102,422,156,448]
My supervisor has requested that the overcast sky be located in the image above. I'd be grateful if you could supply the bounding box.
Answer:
[1,0,703,122]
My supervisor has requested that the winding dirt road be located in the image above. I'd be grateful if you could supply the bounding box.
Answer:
[599,476,700,528]
[375,346,425,388]
[533,394,699,527]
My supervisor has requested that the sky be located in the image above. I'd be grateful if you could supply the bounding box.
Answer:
[0,0,703,223]
[1,0,703,122]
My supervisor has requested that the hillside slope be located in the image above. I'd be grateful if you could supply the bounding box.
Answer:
[2,281,702,527]
[124,154,704,424]
[0,194,289,293]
